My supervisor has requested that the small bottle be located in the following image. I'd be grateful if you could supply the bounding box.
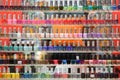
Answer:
[93,0,98,10]
[6,67,11,79]
[69,28,73,38]
[46,28,50,38]
[73,0,78,10]
[38,41,42,51]
[19,42,23,51]
[13,27,17,38]
[4,41,8,51]
[112,0,117,10]
[59,0,63,10]
[107,0,112,10]
[67,41,72,51]
[8,14,12,24]
[72,41,76,51]
[8,42,13,51]
[90,67,95,78]
[74,28,78,38]
[78,0,83,11]
[28,42,32,51]
[15,68,20,79]
[102,0,107,10]
[55,28,59,38]
[63,0,68,10]
[54,0,58,10]
[48,41,53,51]
[0,41,2,50]
[86,67,90,78]
[53,41,58,51]
[65,28,68,38]
[34,41,39,51]
[118,0,120,9]
[50,28,54,38]
[24,42,28,51]
[81,67,85,78]
[49,0,54,10]
[17,28,21,38]
[87,0,92,10]
[60,28,64,38]
[63,41,66,51]
[42,41,47,51]
[58,41,63,51]
[98,0,102,10]
[68,0,73,11]
[13,14,17,24]
[14,42,18,51]
[4,28,7,38]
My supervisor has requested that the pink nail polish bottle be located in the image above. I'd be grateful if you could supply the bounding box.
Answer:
[60,15,63,25]
[51,14,54,25]
[8,14,12,24]
[60,28,64,38]
[55,28,59,38]
[55,14,59,25]
[69,28,73,38]
[13,14,17,24]
[22,13,26,24]
[65,28,68,38]
[73,28,78,38]
[17,14,22,24]
[46,28,50,38]
[50,28,54,38]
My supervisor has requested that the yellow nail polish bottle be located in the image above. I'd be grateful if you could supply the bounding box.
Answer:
[6,67,11,79]
[15,68,20,79]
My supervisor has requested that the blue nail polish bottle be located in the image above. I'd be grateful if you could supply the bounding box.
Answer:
[42,41,48,51]
[67,41,72,51]
[38,41,42,51]
[118,0,120,9]
[24,42,28,51]
[0,41,2,50]
[48,41,53,51]
[34,41,39,51]
[76,55,80,64]
[24,67,29,78]
[8,42,13,51]
[63,41,66,51]
[28,67,32,78]
[4,41,8,51]
[88,1,92,10]
[53,41,58,51]
[58,41,63,51]
[28,42,32,51]
[62,60,67,64]
[112,0,117,10]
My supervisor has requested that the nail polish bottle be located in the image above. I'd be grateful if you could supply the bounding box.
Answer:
[63,0,68,10]
[77,0,83,11]
[46,14,50,25]
[14,42,18,51]
[81,67,85,78]
[60,28,64,38]
[112,0,117,10]
[69,28,73,38]
[19,42,23,51]
[72,41,76,51]
[48,41,53,51]
[65,28,69,38]
[8,14,12,24]
[114,14,118,24]
[62,41,66,51]
[50,28,54,38]
[49,0,54,10]
[107,0,112,10]
[76,41,80,51]
[28,42,32,51]
[54,67,60,78]
[43,41,48,51]
[13,27,17,38]
[0,41,2,50]
[86,67,90,78]
[58,41,63,51]
[98,0,102,10]
[38,41,42,51]
[15,68,20,79]
[34,41,39,51]
[87,0,92,10]
[13,14,17,24]
[83,0,87,10]
[105,67,108,78]
[24,67,29,78]
[4,41,8,51]
[24,42,28,51]
[6,67,11,79]
[109,67,114,78]
[46,28,50,38]
[69,15,73,24]
[67,41,72,51]
[53,41,58,51]
[93,0,98,10]
[118,0,120,9]
[2,67,6,78]
[78,28,82,38]
[54,0,58,10]
[87,41,90,51]
[83,28,87,38]
[73,0,78,10]
[103,0,107,10]
[74,28,78,38]
[55,28,59,38]
[4,28,6,38]
[59,0,63,10]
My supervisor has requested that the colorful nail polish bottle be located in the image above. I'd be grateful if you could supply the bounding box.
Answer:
[107,0,112,10]
[98,0,102,10]
[54,0,58,10]
[24,42,28,51]
[59,0,63,10]
[87,0,92,10]
[81,67,85,78]
[72,41,76,51]
[118,0,120,9]
[73,0,78,10]
[14,42,18,51]
[2,67,6,78]
[83,0,87,10]
[63,0,68,10]
[15,68,20,79]
[13,14,17,24]
[49,0,54,10]
[46,14,51,24]
[63,41,66,51]
[86,67,90,78]
[38,41,42,51]
[0,41,2,50]
[6,67,11,79]
[58,41,63,51]
[112,0,117,10]
[19,42,23,51]
[74,28,78,38]
[50,28,54,38]
[69,28,73,38]
[43,41,48,51]
[53,41,58,51]
[34,41,39,51]
[8,14,12,24]
[76,55,80,64]
[4,28,7,38]
[67,41,72,51]
[65,28,69,38]
[46,28,50,38]
[92,0,98,10]
[78,0,83,11]
[60,28,64,38]
[103,0,108,10]
[4,41,8,51]
[24,67,29,78]
[48,41,53,51]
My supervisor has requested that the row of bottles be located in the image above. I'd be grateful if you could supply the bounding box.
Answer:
[0,0,120,10]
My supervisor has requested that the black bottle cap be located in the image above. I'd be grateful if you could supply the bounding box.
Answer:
[68,68,71,73]
[77,68,80,73]
[99,55,102,60]
[103,54,106,60]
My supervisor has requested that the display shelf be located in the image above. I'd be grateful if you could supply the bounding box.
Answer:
[0,51,112,53]
[0,10,119,13]
[0,78,118,80]
[0,64,118,66]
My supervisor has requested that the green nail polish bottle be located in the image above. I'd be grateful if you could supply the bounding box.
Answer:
[0,41,2,50]
[54,0,58,10]
[63,0,68,10]
[98,0,102,10]
[78,0,83,11]
[73,0,78,10]
[92,0,98,10]
[68,0,73,11]
[59,0,64,10]
[83,0,88,10]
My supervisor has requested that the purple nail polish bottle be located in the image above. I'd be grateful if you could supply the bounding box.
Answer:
[48,41,53,51]
[42,41,48,51]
